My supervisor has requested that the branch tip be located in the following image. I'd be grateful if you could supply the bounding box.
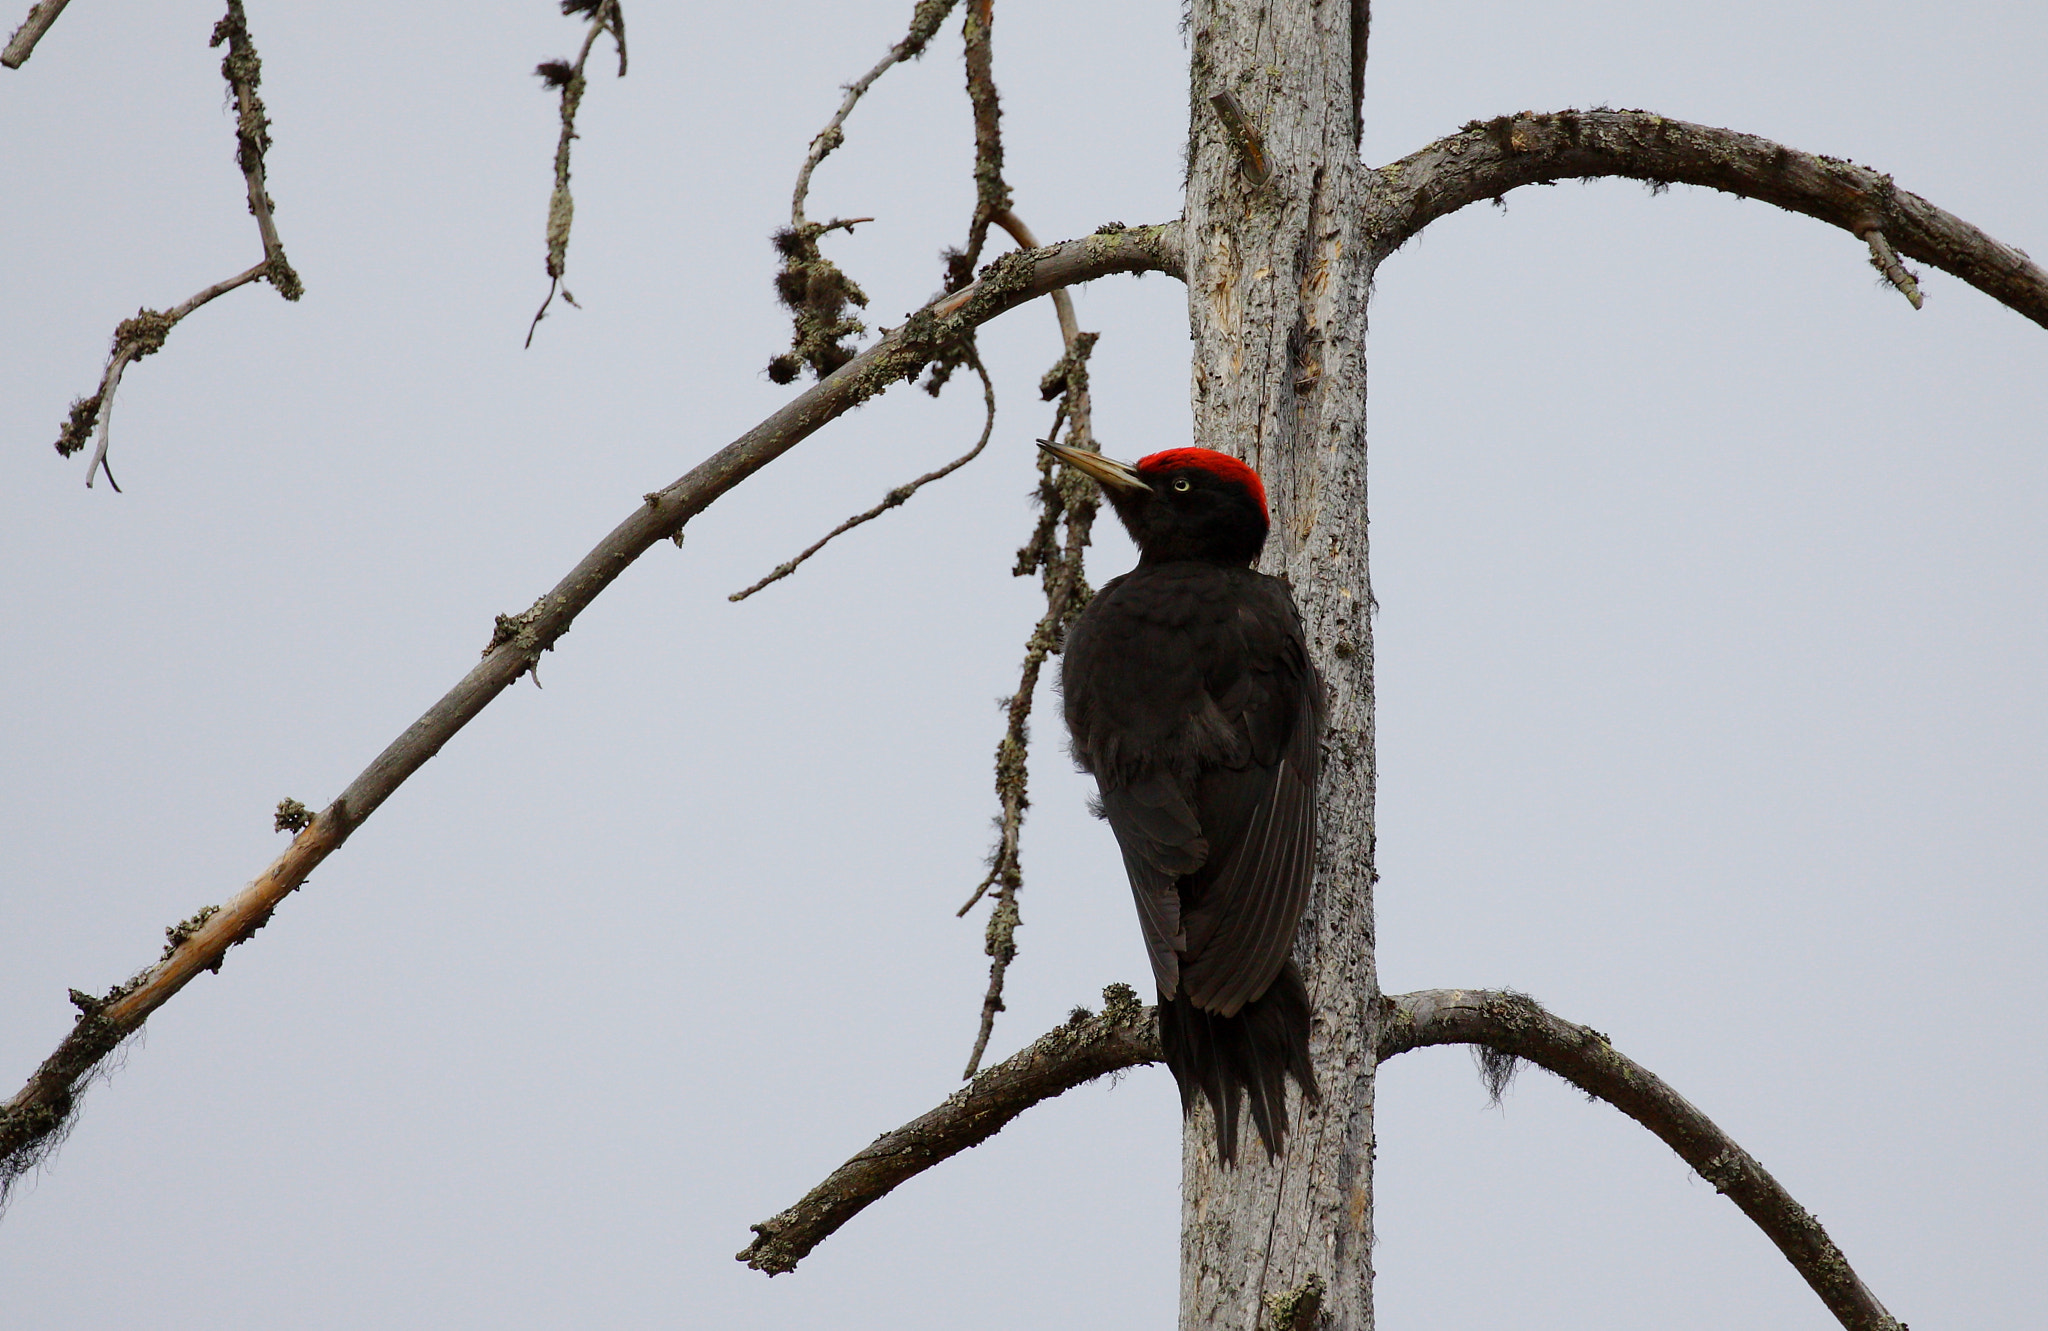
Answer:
[741,983,1158,1274]
[1383,989,1907,1331]
[2,0,72,69]
[1368,109,2043,327]
[1861,227,1925,309]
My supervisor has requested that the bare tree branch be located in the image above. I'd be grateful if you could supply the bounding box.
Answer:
[733,977,1918,1315]
[1379,988,1906,1331]
[942,0,1011,293]
[991,209,1081,346]
[728,351,997,601]
[1208,91,1271,187]
[952,207,1103,1079]
[53,2,300,483]
[215,0,298,299]
[0,222,1183,1201]
[768,0,959,384]
[68,260,274,490]
[791,0,957,235]
[1,0,69,68]
[1365,108,2048,328]
[526,0,627,347]
[739,983,1160,1275]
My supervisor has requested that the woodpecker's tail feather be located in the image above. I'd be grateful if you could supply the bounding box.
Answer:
[1157,960,1318,1164]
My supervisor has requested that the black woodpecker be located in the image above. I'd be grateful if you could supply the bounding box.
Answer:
[1046,442,1324,1163]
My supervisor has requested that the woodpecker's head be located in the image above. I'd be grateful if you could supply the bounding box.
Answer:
[1040,442,1269,566]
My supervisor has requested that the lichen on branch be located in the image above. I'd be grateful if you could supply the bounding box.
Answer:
[52,1,301,489]
[766,0,961,383]
[526,0,627,347]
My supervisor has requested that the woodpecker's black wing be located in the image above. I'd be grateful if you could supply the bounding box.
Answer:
[1171,577,1323,1017]
[1062,564,1323,1014]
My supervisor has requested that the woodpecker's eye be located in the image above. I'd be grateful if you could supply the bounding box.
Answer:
[1172,476,1192,492]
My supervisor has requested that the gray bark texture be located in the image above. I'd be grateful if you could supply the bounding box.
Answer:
[1181,2,1380,1328]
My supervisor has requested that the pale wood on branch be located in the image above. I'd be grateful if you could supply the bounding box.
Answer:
[0,223,1183,1190]
[1,0,70,69]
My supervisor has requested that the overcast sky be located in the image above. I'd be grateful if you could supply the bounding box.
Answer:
[3,2,2043,1327]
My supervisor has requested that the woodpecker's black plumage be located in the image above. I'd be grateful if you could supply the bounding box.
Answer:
[1051,444,1324,1163]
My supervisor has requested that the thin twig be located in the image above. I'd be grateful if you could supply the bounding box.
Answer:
[1,0,70,68]
[790,0,958,234]
[954,210,1098,1079]
[214,1,298,297]
[0,224,1185,1202]
[766,0,959,384]
[1380,989,1907,1331]
[73,260,271,490]
[1365,108,2048,327]
[526,0,626,348]
[739,984,1159,1275]
[942,0,1011,293]
[52,4,298,483]
[1861,227,1924,309]
[957,249,1099,1078]
[728,353,997,601]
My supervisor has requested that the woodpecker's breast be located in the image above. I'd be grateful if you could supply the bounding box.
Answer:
[1060,561,1304,783]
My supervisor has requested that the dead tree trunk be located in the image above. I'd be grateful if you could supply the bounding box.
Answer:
[1180,2,1380,1326]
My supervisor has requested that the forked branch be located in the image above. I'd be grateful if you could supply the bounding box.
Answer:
[1379,989,1905,1331]
[53,0,302,487]
[0,222,1183,1203]
[1367,108,2047,328]
[768,0,960,383]
[739,983,1161,1275]
[734,980,1907,1330]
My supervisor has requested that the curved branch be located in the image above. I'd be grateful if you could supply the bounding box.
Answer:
[1379,988,1904,1331]
[1366,109,2048,329]
[739,984,1160,1275]
[0,222,1182,1199]
[728,351,997,601]
[66,260,273,487]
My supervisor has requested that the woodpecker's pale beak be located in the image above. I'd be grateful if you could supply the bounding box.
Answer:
[1038,441,1150,495]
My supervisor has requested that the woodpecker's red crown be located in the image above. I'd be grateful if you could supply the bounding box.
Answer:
[1136,448,1268,518]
